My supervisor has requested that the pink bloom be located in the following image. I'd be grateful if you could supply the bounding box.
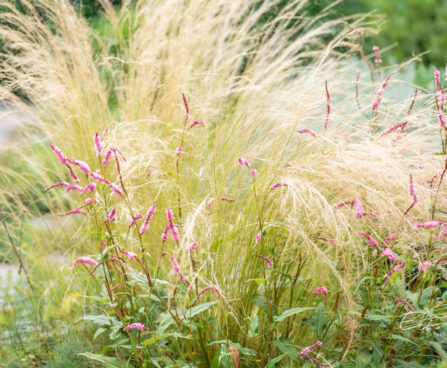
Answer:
[381,247,399,262]
[250,169,257,180]
[437,226,447,238]
[195,286,221,301]
[358,231,379,248]
[207,198,215,207]
[408,175,418,205]
[90,171,111,185]
[166,208,174,222]
[176,146,183,156]
[161,224,170,242]
[313,287,328,299]
[83,198,96,206]
[101,240,107,250]
[182,93,190,120]
[102,149,113,165]
[187,242,198,252]
[413,221,443,230]
[66,184,84,193]
[50,144,67,164]
[372,73,392,112]
[65,163,79,182]
[435,67,441,94]
[124,250,137,259]
[438,110,447,128]
[263,257,273,267]
[255,234,262,243]
[221,196,235,202]
[170,224,180,242]
[124,322,150,332]
[238,157,250,167]
[45,181,70,192]
[82,182,97,194]
[94,133,103,156]
[354,199,363,219]
[418,261,432,273]
[129,213,143,227]
[190,120,205,128]
[105,206,116,222]
[72,256,98,269]
[170,256,186,282]
[109,183,122,197]
[70,160,91,175]
[61,206,87,216]
[384,262,406,284]
[270,182,287,190]
[384,233,397,243]
[300,341,323,356]
[382,122,408,136]
[373,46,382,65]
[297,129,317,137]
[139,205,156,235]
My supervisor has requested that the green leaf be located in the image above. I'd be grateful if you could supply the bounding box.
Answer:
[248,315,259,337]
[267,353,287,367]
[390,334,420,348]
[273,338,298,360]
[82,314,111,326]
[143,334,170,346]
[252,294,269,314]
[273,307,314,322]
[310,303,327,337]
[77,352,134,368]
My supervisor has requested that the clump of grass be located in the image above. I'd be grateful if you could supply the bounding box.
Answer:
[1,0,447,366]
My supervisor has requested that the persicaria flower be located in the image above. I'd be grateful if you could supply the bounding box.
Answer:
[170,223,180,242]
[297,129,317,137]
[271,182,287,190]
[381,247,399,262]
[109,183,122,197]
[408,175,418,205]
[384,233,397,243]
[372,73,392,112]
[313,287,328,299]
[61,205,87,216]
[382,122,408,136]
[176,146,183,156]
[207,198,215,207]
[129,214,143,227]
[66,184,84,193]
[101,240,107,249]
[102,149,113,165]
[182,93,190,119]
[354,199,363,219]
[195,286,221,301]
[190,120,205,128]
[170,256,186,282]
[161,224,170,242]
[250,169,257,180]
[83,182,97,194]
[263,256,273,267]
[413,221,443,230]
[94,133,104,156]
[358,231,379,248]
[50,144,67,165]
[90,170,111,185]
[373,46,382,65]
[384,262,406,284]
[187,242,198,252]
[45,181,70,192]
[83,198,96,206]
[437,226,447,238]
[70,160,91,175]
[166,208,174,222]
[72,256,98,269]
[124,250,137,259]
[139,205,156,235]
[124,322,150,332]
[221,196,235,202]
[300,341,323,356]
[418,261,432,273]
[238,157,250,167]
[105,206,116,222]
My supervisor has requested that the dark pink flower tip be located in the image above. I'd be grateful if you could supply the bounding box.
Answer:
[72,256,98,269]
[190,120,205,128]
[312,287,328,299]
[353,199,363,219]
[238,157,251,167]
[270,182,288,190]
[300,341,323,356]
[170,256,181,274]
[102,149,113,165]
[263,257,273,267]
[94,133,104,156]
[124,322,150,332]
[413,221,443,230]
[250,169,257,180]
[176,146,183,156]
[70,160,91,175]
[104,206,117,222]
[161,224,170,242]
[61,206,87,216]
[166,208,174,222]
[50,144,67,165]
[358,231,379,248]
[124,250,137,259]
[45,181,70,192]
[207,198,215,207]
[418,261,432,273]
[170,224,180,242]
[187,242,198,252]
[297,128,317,137]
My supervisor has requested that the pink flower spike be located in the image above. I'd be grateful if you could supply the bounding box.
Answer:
[408,175,418,205]
[124,322,150,332]
[250,169,257,180]
[297,128,317,137]
[263,257,273,267]
[170,256,185,282]
[313,287,328,299]
[187,242,198,252]
[221,196,235,202]
[382,122,408,136]
[83,182,97,194]
[195,286,221,302]
[66,184,84,193]
[129,213,143,227]
[373,46,382,65]
[207,198,215,207]
[166,209,174,223]
[255,234,262,243]
[383,262,406,284]
[102,149,113,165]
[70,160,91,175]
[94,133,103,156]
[323,81,331,128]
[101,240,107,250]
[418,261,432,273]
[176,146,183,156]
[372,73,392,112]
[72,256,98,269]
[437,226,447,238]
[161,224,170,242]
[381,247,399,262]
[139,205,156,235]
[109,183,122,197]
[270,182,288,190]
[358,231,379,248]
[354,199,363,219]
[413,221,443,230]
[90,171,111,185]
[61,206,87,216]
[45,181,69,192]
[434,67,441,94]
[300,341,323,357]
[65,163,79,182]
[384,233,397,243]
[190,120,205,128]
[83,198,96,206]
[124,250,137,260]
[105,206,116,222]
[238,157,251,168]
[50,144,67,165]
[170,224,180,242]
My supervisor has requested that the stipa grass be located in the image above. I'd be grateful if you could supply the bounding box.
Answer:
[1,0,447,366]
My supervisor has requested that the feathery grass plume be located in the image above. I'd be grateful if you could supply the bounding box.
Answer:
[0,0,446,365]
